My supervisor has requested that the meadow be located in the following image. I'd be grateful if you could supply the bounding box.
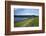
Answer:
[14,16,39,27]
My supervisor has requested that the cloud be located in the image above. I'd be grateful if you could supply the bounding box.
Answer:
[14,8,39,16]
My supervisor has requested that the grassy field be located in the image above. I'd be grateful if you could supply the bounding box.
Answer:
[14,17,39,27]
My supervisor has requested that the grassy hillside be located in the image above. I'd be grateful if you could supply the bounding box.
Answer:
[14,17,39,27]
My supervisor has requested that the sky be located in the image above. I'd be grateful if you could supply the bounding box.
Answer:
[14,8,39,16]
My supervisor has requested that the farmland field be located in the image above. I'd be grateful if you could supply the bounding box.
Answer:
[14,17,39,27]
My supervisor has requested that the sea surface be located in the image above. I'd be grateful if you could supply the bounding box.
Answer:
[14,17,28,22]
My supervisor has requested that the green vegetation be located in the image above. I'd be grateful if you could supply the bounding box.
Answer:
[33,17,39,26]
[14,17,39,27]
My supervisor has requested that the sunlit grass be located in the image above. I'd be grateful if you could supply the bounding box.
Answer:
[14,17,39,27]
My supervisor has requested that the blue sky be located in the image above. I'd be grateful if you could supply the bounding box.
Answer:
[14,8,39,16]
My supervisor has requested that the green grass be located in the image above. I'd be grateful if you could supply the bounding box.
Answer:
[14,17,39,27]
[32,17,39,26]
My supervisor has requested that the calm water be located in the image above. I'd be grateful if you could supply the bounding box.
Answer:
[14,17,28,22]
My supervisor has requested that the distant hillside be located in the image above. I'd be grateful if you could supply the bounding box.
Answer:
[14,15,39,17]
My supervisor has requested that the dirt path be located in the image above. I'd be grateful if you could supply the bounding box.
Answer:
[21,18,34,27]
